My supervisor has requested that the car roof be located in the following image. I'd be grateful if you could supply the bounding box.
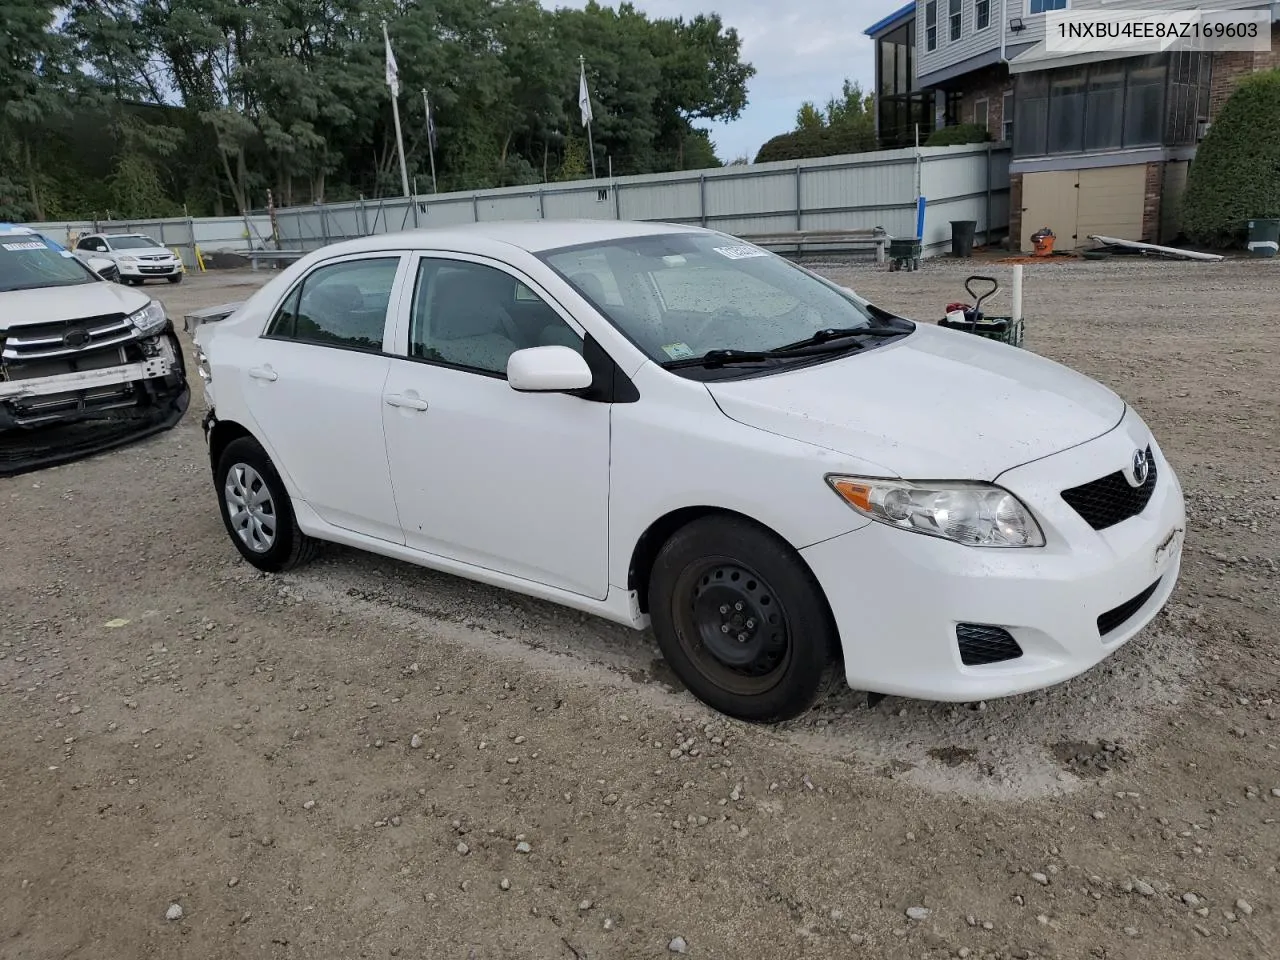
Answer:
[98,233,154,239]
[0,223,37,237]
[322,219,712,258]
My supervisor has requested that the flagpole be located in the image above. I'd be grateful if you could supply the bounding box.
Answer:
[579,54,597,179]
[422,89,438,194]
[383,20,410,199]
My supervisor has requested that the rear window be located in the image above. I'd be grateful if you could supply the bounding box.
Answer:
[0,235,96,292]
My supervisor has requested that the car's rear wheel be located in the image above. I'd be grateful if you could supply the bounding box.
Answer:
[647,515,837,723]
[215,436,319,572]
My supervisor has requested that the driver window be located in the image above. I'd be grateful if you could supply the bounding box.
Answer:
[409,259,583,377]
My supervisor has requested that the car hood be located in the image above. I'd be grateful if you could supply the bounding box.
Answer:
[0,281,151,329]
[705,324,1126,480]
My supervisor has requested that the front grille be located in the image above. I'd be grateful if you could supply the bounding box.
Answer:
[1,313,133,362]
[1097,579,1161,637]
[1061,447,1157,531]
[957,624,1024,666]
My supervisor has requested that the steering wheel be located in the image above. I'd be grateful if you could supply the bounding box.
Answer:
[690,307,748,344]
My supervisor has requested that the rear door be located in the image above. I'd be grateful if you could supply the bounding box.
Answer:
[239,252,410,544]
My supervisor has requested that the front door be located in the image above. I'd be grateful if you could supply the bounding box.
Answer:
[240,252,408,544]
[381,254,610,599]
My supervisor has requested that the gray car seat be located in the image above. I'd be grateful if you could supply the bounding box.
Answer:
[426,268,522,371]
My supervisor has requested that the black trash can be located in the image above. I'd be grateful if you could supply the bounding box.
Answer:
[950,219,977,257]
[1247,218,1280,257]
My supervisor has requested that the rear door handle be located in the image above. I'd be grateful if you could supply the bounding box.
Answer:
[384,393,429,411]
[248,365,278,382]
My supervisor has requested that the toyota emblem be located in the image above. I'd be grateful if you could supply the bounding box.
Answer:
[62,328,91,349]
[1130,449,1150,487]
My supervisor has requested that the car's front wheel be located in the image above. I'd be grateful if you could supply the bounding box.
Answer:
[167,273,183,284]
[647,515,837,723]
[214,436,318,572]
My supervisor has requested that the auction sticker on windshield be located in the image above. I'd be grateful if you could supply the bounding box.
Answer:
[2,241,46,252]
[713,244,768,260]
[661,342,696,360]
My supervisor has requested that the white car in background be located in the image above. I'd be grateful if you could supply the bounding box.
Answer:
[193,220,1185,723]
[74,232,184,285]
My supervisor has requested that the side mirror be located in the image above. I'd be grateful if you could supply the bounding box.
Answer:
[506,345,593,393]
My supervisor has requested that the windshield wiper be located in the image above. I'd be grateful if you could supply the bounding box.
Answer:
[664,348,778,369]
[773,325,907,352]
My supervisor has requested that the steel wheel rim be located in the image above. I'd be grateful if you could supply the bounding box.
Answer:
[672,558,792,697]
[224,462,277,553]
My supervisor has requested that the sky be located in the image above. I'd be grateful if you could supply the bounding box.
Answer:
[546,0,909,161]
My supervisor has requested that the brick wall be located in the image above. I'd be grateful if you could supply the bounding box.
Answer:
[950,64,1015,139]
[1008,173,1023,251]
[1210,25,1280,119]
[1141,162,1163,244]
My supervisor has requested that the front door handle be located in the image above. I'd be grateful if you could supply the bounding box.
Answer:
[384,393,429,412]
[248,365,278,382]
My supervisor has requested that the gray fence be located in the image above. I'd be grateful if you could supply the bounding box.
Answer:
[26,214,274,268]
[274,142,1011,258]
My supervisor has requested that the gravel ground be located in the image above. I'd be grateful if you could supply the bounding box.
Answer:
[2,255,1278,960]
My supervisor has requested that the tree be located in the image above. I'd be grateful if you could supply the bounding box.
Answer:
[755,78,876,163]
[1182,69,1280,248]
[4,0,756,219]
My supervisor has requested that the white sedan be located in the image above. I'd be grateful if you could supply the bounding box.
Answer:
[193,220,1185,722]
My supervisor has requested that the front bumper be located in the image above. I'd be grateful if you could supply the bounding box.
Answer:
[118,261,182,278]
[0,325,189,476]
[802,410,1186,702]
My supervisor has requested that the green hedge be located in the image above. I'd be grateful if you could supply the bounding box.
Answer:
[754,123,876,163]
[925,123,992,147]
[1182,69,1280,248]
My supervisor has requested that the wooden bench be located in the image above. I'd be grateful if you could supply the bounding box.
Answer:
[736,228,890,262]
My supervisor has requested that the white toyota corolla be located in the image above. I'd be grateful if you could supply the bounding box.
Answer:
[194,220,1185,722]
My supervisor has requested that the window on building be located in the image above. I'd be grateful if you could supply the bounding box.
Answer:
[925,2,937,51]
[1124,55,1166,147]
[976,0,991,30]
[974,98,990,132]
[1002,90,1014,140]
[874,19,935,149]
[1047,66,1087,153]
[1013,53,1199,157]
[1029,0,1067,13]
[1014,73,1049,156]
[1083,63,1124,150]
[949,0,962,41]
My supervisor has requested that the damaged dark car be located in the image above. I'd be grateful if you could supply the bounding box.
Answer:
[0,225,189,476]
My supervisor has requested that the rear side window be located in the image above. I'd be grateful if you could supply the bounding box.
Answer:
[265,257,400,352]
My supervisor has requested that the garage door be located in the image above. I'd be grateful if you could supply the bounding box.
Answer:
[1020,171,1078,252]
[1076,166,1146,245]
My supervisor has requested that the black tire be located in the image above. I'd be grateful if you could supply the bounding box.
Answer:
[167,273,183,283]
[647,515,837,723]
[214,436,319,572]
[125,277,142,286]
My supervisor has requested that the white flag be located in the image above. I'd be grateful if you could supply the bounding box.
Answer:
[383,23,400,97]
[578,60,593,127]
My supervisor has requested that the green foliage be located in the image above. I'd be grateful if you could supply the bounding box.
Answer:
[757,78,875,163]
[925,123,993,146]
[1182,69,1280,248]
[3,0,755,220]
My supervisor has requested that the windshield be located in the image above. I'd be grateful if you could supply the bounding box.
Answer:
[541,232,907,374]
[108,235,163,250]
[0,235,96,292]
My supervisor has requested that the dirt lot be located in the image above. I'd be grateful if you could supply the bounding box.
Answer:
[2,255,1278,960]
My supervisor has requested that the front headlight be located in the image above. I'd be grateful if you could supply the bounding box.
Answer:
[195,345,212,382]
[128,300,168,337]
[826,475,1045,548]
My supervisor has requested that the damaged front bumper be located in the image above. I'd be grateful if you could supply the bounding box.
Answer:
[0,321,189,477]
